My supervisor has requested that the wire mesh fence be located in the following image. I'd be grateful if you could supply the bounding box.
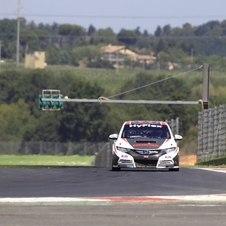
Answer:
[0,141,109,156]
[197,105,226,163]
[166,117,179,135]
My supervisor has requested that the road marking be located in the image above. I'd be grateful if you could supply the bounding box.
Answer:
[1,194,226,204]
[196,168,226,173]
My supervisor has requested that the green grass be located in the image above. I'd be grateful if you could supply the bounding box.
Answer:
[0,155,95,167]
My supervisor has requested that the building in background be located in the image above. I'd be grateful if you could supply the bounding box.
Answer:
[101,45,156,66]
[25,52,46,69]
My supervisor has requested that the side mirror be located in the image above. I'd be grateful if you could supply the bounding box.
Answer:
[174,134,183,141]
[109,134,118,140]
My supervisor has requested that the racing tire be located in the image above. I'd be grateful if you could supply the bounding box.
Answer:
[169,168,179,171]
[112,166,121,171]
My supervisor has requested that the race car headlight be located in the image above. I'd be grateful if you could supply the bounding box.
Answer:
[116,146,130,153]
[161,147,176,154]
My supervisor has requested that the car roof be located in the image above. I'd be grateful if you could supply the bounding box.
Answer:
[124,121,167,126]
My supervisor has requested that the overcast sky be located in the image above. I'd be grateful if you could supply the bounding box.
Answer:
[0,0,226,34]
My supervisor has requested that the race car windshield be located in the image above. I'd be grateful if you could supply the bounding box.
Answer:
[121,125,171,139]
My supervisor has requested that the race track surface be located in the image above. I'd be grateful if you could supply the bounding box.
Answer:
[1,167,226,226]
[0,167,226,197]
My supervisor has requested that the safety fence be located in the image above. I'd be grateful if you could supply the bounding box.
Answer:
[0,141,109,156]
[197,104,226,164]
[166,117,179,135]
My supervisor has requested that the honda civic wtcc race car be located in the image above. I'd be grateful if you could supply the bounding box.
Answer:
[109,121,182,171]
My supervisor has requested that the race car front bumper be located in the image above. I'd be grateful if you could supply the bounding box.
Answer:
[112,150,179,169]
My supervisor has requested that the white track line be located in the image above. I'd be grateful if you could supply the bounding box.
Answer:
[196,168,226,173]
[0,194,226,204]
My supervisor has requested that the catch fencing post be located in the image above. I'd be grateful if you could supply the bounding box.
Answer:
[202,63,210,110]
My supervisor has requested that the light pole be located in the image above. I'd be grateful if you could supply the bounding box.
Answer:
[0,40,2,72]
[16,0,21,68]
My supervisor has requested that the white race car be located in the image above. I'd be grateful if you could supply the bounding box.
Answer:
[109,121,182,171]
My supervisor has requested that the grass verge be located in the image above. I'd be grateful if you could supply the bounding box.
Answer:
[0,155,95,167]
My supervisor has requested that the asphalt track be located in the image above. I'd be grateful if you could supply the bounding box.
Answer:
[0,167,226,226]
[1,167,226,197]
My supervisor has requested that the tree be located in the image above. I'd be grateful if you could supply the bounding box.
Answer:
[34,29,50,49]
[87,24,96,36]
[163,24,171,35]
[0,19,17,42]
[143,29,149,37]
[117,29,137,46]
[154,26,162,37]
[194,24,209,36]
[20,29,40,54]
[58,79,111,142]
[46,46,61,65]
[221,20,226,35]
[87,59,115,69]
[121,72,192,135]
[0,99,36,141]
[154,39,168,53]
[58,24,85,47]
[134,27,141,36]
[92,28,117,45]
[0,70,21,104]
[183,23,192,29]
[71,45,100,64]
[0,19,17,59]
[26,21,37,30]
[23,112,61,142]
[58,24,85,36]
[180,41,195,55]
[1,40,17,59]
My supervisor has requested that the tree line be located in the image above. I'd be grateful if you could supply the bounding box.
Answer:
[0,68,202,144]
[0,18,226,70]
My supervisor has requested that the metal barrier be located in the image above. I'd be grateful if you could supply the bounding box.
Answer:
[94,142,112,167]
[197,105,226,164]
[166,117,179,135]
[0,141,108,156]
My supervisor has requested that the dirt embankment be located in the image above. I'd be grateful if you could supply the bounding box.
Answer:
[180,155,197,166]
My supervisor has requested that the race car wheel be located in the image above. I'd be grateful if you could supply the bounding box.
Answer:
[112,166,121,171]
[111,154,120,171]
[169,168,179,171]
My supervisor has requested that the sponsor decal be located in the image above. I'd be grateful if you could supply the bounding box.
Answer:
[137,150,158,154]
[121,155,128,158]
[165,156,171,159]
[125,121,167,126]
[130,121,161,125]
[129,124,162,128]
[132,144,159,147]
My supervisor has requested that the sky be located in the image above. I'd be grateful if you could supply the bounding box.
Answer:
[0,0,226,34]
